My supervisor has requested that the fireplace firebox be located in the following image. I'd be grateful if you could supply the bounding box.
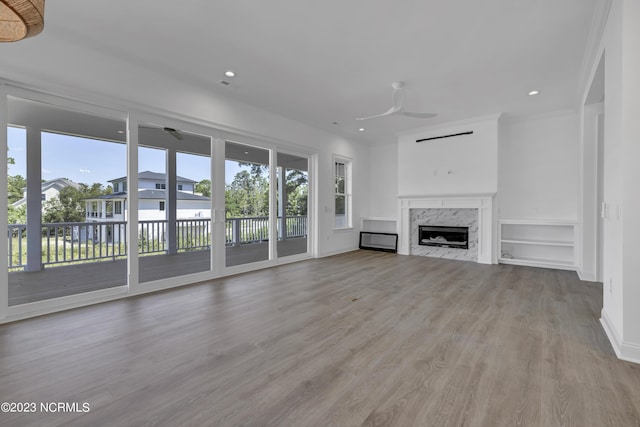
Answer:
[419,225,469,249]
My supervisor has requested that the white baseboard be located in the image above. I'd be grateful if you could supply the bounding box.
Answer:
[577,269,598,282]
[600,308,622,357]
[620,341,640,364]
[600,308,640,365]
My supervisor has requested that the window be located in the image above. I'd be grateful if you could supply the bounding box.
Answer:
[123,182,127,192]
[114,201,122,215]
[41,193,46,201]
[113,182,119,192]
[159,201,165,211]
[334,156,352,228]
[155,183,166,189]
[177,184,183,191]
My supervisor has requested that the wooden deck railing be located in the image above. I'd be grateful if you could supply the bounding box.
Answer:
[8,215,307,270]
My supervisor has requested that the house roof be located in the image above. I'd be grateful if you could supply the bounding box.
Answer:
[20,177,81,193]
[109,171,197,184]
[13,178,81,207]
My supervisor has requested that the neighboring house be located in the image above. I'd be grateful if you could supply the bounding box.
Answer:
[11,177,81,209]
[88,171,208,221]
[84,171,210,243]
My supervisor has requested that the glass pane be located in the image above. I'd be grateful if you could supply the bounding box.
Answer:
[225,141,270,267]
[7,97,127,305]
[138,124,212,283]
[336,177,345,194]
[277,152,308,258]
[335,195,347,228]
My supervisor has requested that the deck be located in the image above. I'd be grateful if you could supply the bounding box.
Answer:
[8,238,307,306]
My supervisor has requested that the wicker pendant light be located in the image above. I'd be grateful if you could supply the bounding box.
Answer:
[0,0,45,42]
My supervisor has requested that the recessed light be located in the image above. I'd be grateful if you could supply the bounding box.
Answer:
[224,70,236,78]
[244,151,249,155]
[528,90,540,96]
[358,128,365,132]
[117,130,124,134]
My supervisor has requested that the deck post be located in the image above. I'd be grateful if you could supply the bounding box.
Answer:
[167,148,178,255]
[25,126,43,272]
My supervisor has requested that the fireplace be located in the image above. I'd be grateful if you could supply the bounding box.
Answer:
[419,225,469,249]
[397,194,494,264]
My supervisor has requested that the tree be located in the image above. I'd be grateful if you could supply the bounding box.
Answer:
[8,174,26,204]
[225,168,269,218]
[195,179,211,197]
[284,169,308,216]
[8,205,26,224]
[43,183,112,223]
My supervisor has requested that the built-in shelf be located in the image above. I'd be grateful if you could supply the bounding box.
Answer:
[361,217,397,234]
[499,220,577,271]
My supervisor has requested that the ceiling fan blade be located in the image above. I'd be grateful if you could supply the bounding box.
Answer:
[355,105,400,121]
[400,111,437,119]
[163,127,184,140]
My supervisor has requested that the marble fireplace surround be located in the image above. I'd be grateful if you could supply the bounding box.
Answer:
[397,194,495,264]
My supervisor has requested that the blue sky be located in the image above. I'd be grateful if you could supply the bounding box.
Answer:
[7,127,247,186]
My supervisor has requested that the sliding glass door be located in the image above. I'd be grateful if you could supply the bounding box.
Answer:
[137,123,212,283]
[6,96,128,305]
[225,141,270,267]
[276,151,309,258]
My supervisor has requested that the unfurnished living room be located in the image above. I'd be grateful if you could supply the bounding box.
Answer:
[1,1,639,426]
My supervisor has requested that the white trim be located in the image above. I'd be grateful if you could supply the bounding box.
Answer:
[397,194,495,264]
[600,308,622,357]
[576,0,612,105]
[601,309,640,365]
[127,113,140,290]
[620,342,640,365]
[212,137,226,275]
[333,154,353,230]
[0,85,8,320]
[577,269,598,282]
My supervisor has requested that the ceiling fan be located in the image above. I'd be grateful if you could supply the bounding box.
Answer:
[163,127,184,140]
[356,82,437,121]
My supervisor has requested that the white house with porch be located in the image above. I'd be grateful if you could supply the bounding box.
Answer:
[84,171,210,245]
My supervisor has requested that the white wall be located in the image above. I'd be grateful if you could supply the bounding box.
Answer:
[581,0,640,363]
[397,117,499,196]
[499,112,579,220]
[620,0,640,354]
[318,138,370,256]
[368,143,398,218]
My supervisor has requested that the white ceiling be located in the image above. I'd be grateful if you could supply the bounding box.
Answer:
[0,0,600,145]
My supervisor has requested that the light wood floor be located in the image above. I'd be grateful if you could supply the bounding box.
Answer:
[1,251,639,426]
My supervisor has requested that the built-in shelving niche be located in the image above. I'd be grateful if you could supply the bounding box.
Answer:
[498,220,577,271]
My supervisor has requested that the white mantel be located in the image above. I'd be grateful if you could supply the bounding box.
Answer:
[397,193,496,264]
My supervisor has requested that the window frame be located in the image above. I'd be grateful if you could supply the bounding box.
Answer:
[333,154,352,229]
